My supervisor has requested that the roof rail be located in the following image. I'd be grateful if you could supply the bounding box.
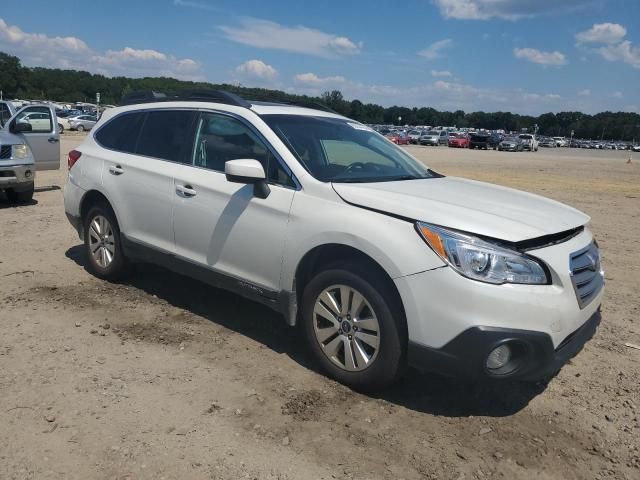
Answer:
[120,89,251,108]
[249,96,338,114]
[287,100,338,114]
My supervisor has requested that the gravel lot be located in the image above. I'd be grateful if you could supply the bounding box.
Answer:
[1,134,639,480]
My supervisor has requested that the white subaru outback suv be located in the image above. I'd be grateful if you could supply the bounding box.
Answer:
[63,90,603,391]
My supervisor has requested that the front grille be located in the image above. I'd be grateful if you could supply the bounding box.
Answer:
[0,145,11,159]
[569,243,604,308]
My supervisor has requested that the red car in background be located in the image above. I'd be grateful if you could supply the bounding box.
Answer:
[385,132,410,145]
[448,133,470,148]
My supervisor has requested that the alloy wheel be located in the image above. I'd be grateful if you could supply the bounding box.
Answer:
[312,284,381,372]
[88,215,115,268]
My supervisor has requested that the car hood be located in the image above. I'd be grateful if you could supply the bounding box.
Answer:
[0,130,20,145]
[332,177,589,243]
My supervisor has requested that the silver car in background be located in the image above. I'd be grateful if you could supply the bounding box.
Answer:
[68,115,97,132]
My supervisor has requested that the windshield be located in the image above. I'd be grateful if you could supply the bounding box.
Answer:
[263,115,435,183]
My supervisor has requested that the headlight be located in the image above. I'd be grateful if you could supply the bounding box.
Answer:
[12,144,31,159]
[417,222,548,285]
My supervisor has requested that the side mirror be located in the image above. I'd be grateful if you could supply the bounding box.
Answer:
[11,121,33,133]
[225,159,270,199]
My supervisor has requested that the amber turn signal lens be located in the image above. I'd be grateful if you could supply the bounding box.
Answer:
[418,224,447,258]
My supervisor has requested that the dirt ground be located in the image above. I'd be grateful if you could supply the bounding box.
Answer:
[1,135,639,480]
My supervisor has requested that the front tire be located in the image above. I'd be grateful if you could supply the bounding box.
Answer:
[301,266,405,391]
[6,182,34,203]
[77,125,85,132]
[83,204,129,280]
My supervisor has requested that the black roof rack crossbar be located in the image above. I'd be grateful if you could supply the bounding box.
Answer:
[120,89,251,108]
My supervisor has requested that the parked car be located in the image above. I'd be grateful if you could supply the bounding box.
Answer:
[386,132,410,145]
[407,130,423,144]
[488,133,503,150]
[1,102,60,202]
[552,137,567,147]
[419,131,440,146]
[438,130,450,145]
[632,145,640,152]
[448,133,469,148]
[518,134,539,151]
[498,136,524,152]
[539,138,556,148]
[469,133,490,150]
[68,115,97,132]
[63,89,604,391]
[17,112,53,132]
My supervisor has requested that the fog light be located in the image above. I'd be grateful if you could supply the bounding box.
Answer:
[486,344,511,370]
[25,170,32,178]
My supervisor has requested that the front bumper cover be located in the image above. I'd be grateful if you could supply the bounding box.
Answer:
[407,309,600,381]
[0,163,35,187]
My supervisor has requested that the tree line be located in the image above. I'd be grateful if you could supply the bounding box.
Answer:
[1,51,638,140]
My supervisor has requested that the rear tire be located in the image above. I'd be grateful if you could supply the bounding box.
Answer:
[83,203,129,280]
[301,265,406,392]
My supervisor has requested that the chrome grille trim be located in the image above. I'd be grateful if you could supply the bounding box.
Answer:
[569,242,604,309]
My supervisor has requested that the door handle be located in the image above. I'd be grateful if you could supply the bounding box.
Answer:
[48,137,59,143]
[176,184,197,197]
[108,165,124,175]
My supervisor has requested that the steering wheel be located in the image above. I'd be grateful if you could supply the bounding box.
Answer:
[341,162,366,176]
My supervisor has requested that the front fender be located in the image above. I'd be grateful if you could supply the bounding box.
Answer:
[281,193,445,291]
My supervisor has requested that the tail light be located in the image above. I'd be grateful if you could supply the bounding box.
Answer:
[68,150,81,170]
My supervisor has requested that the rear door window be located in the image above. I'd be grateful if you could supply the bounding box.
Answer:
[95,112,146,154]
[136,110,197,163]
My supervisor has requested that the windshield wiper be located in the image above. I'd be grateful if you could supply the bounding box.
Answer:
[332,175,426,183]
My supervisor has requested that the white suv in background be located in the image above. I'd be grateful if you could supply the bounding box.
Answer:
[63,90,603,391]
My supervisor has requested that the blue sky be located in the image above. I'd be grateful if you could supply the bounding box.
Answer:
[0,0,638,114]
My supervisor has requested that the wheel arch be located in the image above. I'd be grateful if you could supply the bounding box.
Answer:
[291,243,407,333]
[78,189,121,237]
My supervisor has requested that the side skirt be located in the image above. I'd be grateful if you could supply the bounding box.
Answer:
[121,236,295,323]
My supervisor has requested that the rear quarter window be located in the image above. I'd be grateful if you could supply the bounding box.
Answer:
[95,112,145,154]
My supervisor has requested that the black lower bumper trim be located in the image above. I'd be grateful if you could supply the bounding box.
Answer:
[408,309,601,381]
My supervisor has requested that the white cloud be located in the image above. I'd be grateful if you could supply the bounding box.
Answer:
[575,23,627,44]
[431,70,452,77]
[612,91,623,98]
[578,89,591,96]
[219,18,361,58]
[294,72,346,87]
[418,39,452,59]
[575,23,640,69]
[595,40,640,69]
[235,59,278,79]
[289,74,579,115]
[433,0,593,20]
[513,47,567,66]
[0,17,202,80]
